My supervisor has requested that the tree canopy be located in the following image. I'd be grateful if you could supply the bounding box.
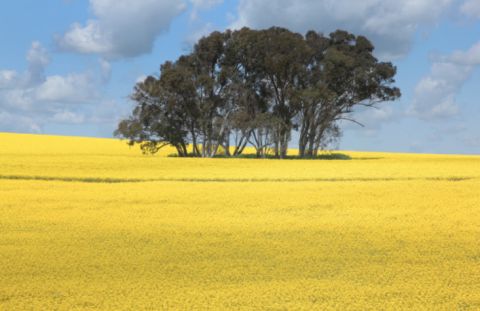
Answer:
[115,27,401,158]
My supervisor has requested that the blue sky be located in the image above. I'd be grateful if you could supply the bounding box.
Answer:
[1,0,479,154]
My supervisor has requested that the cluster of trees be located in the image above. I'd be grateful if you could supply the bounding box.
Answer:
[116,27,400,158]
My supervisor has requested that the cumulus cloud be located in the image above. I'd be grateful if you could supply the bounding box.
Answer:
[189,0,223,20]
[190,0,223,9]
[89,99,128,124]
[51,110,86,124]
[408,41,480,119]
[461,0,480,18]
[0,71,18,89]
[25,41,50,85]
[34,73,97,103]
[57,0,187,59]
[231,0,453,59]
[0,42,99,133]
[448,41,480,65]
[0,111,41,133]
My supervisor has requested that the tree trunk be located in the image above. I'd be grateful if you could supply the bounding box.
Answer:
[233,136,248,156]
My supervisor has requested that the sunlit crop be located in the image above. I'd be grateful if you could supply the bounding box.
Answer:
[1,132,479,310]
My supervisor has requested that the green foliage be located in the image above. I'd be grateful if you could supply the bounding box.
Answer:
[116,27,400,158]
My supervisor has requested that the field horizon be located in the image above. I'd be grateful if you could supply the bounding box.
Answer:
[1,132,479,310]
[2,131,479,157]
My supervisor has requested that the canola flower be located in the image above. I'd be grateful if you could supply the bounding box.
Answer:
[0,132,480,310]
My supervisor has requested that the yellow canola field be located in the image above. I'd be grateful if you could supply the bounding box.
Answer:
[1,132,480,310]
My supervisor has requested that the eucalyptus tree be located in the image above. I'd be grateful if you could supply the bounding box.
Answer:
[114,73,191,156]
[116,27,400,158]
[222,27,274,157]
[252,27,310,158]
[297,30,401,157]
[185,31,230,157]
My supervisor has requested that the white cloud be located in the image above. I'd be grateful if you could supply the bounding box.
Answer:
[0,70,18,89]
[461,0,480,18]
[57,0,187,59]
[0,42,99,133]
[0,111,41,133]
[448,41,480,65]
[26,41,50,68]
[89,99,127,124]
[2,88,35,111]
[26,41,50,85]
[51,110,86,124]
[190,0,222,10]
[35,73,97,103]
[58,21,111,55]
[409,41,480,119]
[189,0,223,20]
[231,0,453,59]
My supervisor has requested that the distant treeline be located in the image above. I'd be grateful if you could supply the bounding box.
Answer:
[115,27,400,158]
